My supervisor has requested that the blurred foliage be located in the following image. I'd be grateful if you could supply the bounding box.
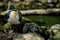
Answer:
[0,0,60,12]
[0,23,11,33]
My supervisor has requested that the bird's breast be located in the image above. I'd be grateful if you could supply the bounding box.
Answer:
[8,14,20,24]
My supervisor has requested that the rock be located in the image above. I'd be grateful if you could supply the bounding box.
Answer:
[54,32,60,40]
[23,33,44,40]
[23,23,41,33]
[51,31,60,40]
[23,23,50,40]
[13,33,44,40]
[49,24,60,40]
[0,31,15,40]
[50,24,60,33]
[8,30,14,35]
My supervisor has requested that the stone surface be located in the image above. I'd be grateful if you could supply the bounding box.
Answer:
[50,24,60,33]
[13,33,44,40]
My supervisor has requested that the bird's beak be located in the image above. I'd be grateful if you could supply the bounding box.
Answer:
[13,11,17,18]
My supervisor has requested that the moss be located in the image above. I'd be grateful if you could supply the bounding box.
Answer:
[0,23,11,32]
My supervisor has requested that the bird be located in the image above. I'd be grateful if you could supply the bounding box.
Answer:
[5,9,22,33]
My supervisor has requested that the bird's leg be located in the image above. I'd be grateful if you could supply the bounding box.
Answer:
[10,26,12,30]
[16,25,18,33]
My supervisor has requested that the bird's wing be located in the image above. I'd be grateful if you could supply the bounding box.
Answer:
[18,10,22,22]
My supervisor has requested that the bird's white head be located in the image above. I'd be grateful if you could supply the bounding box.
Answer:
[10,10,18,18]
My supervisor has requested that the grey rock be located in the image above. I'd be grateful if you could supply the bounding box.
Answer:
[23,23,41,33]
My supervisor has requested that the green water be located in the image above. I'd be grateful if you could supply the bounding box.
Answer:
[23,15,60,26]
